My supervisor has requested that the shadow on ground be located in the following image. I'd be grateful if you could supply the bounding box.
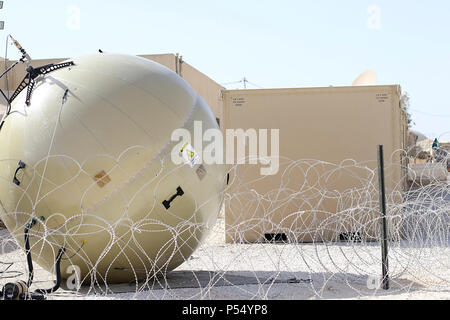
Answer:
[55,269,429,300]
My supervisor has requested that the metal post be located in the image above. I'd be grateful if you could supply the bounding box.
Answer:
[377,145,389,290]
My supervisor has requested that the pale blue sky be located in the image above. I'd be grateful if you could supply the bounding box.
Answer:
[1,0,449,139]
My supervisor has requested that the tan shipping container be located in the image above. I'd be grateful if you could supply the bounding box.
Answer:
[223,85,407,243]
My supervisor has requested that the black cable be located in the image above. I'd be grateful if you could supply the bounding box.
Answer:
[33,247,65,295]
[0,60,19,80]
[24,219,37,288]
[409,108,450,118]
[20,218,66,299]
[0,261,23,280]
[0,36,24,129]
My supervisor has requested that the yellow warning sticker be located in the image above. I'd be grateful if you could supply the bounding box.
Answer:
[180,142,200,168]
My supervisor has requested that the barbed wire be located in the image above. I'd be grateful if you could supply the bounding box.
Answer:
[0,147,448,300]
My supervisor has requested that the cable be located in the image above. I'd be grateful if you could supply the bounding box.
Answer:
[410,108,450,118]
[246,80,264,89]
[33,247,65,295]
[0,218,66,300]
[0,36,73,134]
[0,261,23,280]
[221,80,243,86]
[221,78,264,89]
[0,35,24,126]
[4,34,10,101]
[24,219,36,288]
[9,35,32,65]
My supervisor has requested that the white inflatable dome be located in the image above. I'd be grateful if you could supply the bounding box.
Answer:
[0,54,227,284]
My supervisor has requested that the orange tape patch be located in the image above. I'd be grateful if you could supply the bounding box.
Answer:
[94,170,111,188]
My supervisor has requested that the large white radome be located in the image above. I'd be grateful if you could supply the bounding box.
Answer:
[0,54,226,284]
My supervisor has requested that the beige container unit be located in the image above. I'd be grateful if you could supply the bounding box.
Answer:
[177,61,225,126]
[223,85,407,243]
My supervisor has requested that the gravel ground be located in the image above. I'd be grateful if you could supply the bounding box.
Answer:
[1,219,448,300]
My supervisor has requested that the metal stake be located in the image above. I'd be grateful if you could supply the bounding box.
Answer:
[377,145,390,290]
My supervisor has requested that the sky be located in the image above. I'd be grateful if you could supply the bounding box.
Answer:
[1,0,449,140]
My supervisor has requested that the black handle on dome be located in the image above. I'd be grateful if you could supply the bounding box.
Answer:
[162,186,184,209]
[13,160,26,186]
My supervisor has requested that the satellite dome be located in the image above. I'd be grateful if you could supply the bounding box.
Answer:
[0,54,227,284]
[409,130,428,142]
[352,71,377,86]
